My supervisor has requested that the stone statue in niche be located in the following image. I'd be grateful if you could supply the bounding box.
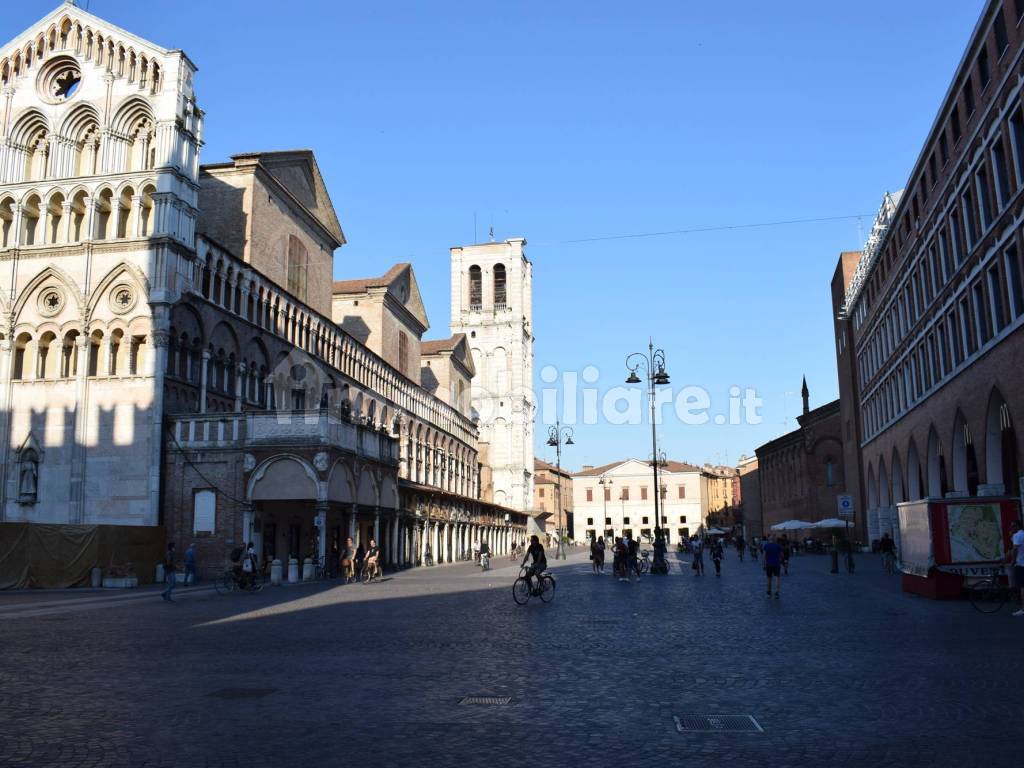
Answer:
[18,450,39,504]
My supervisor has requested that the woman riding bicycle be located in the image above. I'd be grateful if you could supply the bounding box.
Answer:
[521,535,547,593]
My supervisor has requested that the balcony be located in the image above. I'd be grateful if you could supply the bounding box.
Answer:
[168,410,399,465]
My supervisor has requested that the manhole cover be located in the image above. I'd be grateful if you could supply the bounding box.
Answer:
[674,714,763,733]
[206,688,277,700]
[459,696,511,706]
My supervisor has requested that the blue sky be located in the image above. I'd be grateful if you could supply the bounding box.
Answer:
[18,0,985,469]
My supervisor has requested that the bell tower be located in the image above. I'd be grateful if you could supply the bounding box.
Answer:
[450,238,534,511]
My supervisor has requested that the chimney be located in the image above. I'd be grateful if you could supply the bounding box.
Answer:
[582,465,594,471]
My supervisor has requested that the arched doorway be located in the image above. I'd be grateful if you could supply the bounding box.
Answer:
[248,455,319,566]
[906,439,923,501]
[984,389,1019,496]
[952,411,979,496]
[927,426,949,498]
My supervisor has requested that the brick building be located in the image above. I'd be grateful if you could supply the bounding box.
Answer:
[832,0,1024,545]
[533,458,573,542]
[755,380,846,533]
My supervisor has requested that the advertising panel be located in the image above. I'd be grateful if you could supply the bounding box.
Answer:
[897,500,932,577]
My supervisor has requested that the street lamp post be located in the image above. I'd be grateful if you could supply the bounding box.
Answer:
[598,475,613,541]
[546,420,574,560]
[626,340,670,566]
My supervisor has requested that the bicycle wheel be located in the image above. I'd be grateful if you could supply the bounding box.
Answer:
[638,559,650,574]
[215,571,234,594]
[512,577,531,605]
[969,581,1006,613]
[539,575,556,603]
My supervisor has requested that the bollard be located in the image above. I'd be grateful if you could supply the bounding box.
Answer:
[90,566,102,588]
[155,563,165,583]
[287,557,299,583]
[270,558,283,586]
[302,557,313,581]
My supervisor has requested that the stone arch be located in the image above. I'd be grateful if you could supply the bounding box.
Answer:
[866,463,877,509]
[927,425,948,498]
[906,438,923,501]
[13,264,82,320]
[327,460,355,504]
[88,261,149,316]
[355,467,379,507]
[951,409,979,496]
[984,388,1018,495]
[890,449,905,505]
[247,455,319,502]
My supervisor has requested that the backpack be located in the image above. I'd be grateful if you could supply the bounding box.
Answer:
[230,546,244,563]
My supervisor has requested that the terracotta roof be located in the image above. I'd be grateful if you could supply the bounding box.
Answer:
[571,458,702,477]
[421,333,467,355]
[332,263,409,295]
[534,458,572,476]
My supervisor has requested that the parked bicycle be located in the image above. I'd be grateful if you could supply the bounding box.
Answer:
[512,565,555,605]
[215,566,263,594]
[968,565,1015,613]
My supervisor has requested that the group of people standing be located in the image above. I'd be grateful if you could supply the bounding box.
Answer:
[588,534,643,581]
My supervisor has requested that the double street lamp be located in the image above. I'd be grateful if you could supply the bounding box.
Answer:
[626,340,671,544]
[546,420,574,560]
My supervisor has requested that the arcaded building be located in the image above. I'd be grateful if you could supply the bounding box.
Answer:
[0,3,527,586]
[833,0,1024,545]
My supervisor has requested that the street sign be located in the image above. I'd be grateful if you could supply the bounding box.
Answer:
[837,494,855,520]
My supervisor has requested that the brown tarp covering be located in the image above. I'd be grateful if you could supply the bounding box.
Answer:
[0,523,165,589]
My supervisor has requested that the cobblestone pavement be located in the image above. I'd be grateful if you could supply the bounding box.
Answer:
[1,548,1022,768]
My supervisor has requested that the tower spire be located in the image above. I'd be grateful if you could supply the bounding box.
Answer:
[801,375,809,416]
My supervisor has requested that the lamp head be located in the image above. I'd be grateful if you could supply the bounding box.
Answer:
[625,371,642,384]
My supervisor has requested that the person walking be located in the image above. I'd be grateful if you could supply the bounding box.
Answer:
[613,537,627,581]
[596,536,606,573]
[626,535,639,580]
[751,536,760,562]
[1008,520,1024,617]
[183,542,198,586]
[735,535,746,562]
[710,538,724,577]
[691,536,704,575]
[879,532,896,575]
[590,537,601,574]
[161,542,177,602]
[763,535,782,598]
[780,535,791,576]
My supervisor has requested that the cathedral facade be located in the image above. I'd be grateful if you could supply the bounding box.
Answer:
[0,3,527,586]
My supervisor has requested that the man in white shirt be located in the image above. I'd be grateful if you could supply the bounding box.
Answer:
[1010,520,1024,617]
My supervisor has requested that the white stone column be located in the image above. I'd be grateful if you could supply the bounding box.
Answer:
[199,350,210,414]
[349,504,358,543]
[373,508,381,547]
[234,362,245,412]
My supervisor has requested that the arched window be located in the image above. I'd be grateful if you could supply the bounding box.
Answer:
[468,265,482,309]
[824,456,835,487]
[493,264,507,308]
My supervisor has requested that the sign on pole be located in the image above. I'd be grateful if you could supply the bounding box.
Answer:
[837,494,855,520]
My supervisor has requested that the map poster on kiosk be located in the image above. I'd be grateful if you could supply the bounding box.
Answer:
[897,498,1020,578]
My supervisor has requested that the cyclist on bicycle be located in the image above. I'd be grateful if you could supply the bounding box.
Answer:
[364,538,381,580]
[521,535,547,593]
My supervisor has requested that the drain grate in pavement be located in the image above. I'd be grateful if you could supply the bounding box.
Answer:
[674,714,763,733]
[459,696,512,706]
[206,688,277,700]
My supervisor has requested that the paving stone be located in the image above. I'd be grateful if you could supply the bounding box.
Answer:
[0,550,1020,767]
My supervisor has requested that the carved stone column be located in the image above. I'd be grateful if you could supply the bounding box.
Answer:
[199,349,210,414]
